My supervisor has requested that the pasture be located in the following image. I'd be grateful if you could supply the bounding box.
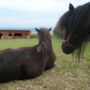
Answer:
[0,36,90,90]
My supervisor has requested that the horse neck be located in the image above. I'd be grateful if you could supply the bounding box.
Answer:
[44,39,52,49]
[39,37,53,51]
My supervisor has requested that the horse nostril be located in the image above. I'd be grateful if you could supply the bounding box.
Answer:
[62,42,74,54]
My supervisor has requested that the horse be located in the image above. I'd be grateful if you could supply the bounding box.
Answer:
[0,28,56,83]
[55,2,90,59]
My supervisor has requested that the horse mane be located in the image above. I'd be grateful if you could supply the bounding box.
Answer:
[56,2,90,59]
[57,2,90,30]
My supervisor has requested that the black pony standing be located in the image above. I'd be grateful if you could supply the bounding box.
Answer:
[55,2,90,58]
[0,28,56,83]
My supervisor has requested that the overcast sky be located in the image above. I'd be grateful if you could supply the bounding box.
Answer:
[0,0,89,29]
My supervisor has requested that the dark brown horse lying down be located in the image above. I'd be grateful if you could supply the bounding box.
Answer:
[0,28,56,83]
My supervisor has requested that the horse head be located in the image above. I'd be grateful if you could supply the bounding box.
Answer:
[55,2,90,59]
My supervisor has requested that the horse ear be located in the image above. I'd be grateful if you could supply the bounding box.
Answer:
[49,27,52,31]
[35,28,40,32]
[69,3,75,12]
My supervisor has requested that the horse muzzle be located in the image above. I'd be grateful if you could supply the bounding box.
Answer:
[62,41,75,54]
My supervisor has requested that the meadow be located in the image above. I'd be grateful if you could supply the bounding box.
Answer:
[0,36,90,90]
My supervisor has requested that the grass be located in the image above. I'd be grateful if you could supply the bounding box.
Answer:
[0,37,90,90]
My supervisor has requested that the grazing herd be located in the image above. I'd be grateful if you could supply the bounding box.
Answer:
[0,2,90,83]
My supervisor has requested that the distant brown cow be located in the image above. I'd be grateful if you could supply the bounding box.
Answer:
[0,28,56,83]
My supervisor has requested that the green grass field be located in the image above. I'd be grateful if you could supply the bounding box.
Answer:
[0,37,90,90]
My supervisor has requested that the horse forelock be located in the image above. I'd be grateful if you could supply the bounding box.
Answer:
[58,2,90,32]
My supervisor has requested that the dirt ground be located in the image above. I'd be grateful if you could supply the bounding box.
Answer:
[0,67,90,90]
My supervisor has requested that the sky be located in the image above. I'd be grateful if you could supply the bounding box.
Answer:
[0,0,89,29]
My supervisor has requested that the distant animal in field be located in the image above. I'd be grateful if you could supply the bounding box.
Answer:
[55,2,90,58]
[0,28,56,83]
